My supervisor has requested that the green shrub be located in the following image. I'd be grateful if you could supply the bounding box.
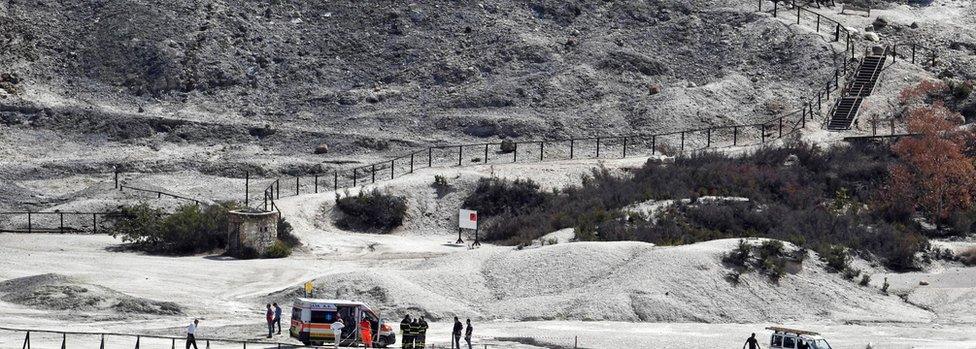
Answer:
[951,80,973,100]
[842,267,861,281]
[822,246,850,272]
[721,240,751,269]
[859,274,871,287]
[277,217,300,247]
[107,202,230,255]
[263,240,292,258]
[463,177,546,216]
[500,139,517,153]
[432,175,451,196]
[335,189,407,232]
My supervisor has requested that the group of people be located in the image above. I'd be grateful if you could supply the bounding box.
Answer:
[398,315,472,349]
[399,314,429,348]
[265,303,283,338]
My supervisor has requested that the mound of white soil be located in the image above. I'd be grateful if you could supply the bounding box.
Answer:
[268,239,930,324]
[0,273,182,315]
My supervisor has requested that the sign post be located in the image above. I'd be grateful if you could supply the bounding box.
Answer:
[458,209,479,246]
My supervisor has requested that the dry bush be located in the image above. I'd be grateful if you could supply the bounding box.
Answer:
[958,247,976,266]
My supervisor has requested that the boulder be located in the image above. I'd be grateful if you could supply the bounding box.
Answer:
[863,32,880,42]
[314,143,330,154]
[872,16,889,30]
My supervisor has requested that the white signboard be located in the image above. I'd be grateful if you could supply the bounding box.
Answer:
[459,209,478,230]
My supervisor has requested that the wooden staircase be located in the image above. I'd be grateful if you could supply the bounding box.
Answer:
[826,49,888,130]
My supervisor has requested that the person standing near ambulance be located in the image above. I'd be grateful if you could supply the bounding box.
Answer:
[359,317,374,348]
[400,314,413,349]
[330,318,345,349]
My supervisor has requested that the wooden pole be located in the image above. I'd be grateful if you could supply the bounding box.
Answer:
[245,171,250,206]
[314,174,319,193]
[513,143,518,162]
[428,147,433,167]
[334,171,339,190]
[570,139,575,159]
[371,164,376,183]
[596,138,601,157]
[410,153,415,173]
[651,135,656,155]
[622,137,627,158]
[353,168,357,187]
[733,126,738,146]
[458,145,462,166]
[539,141,544,161]
[484,144,489,163]
[680,132,685,153]
[391,160,395,179]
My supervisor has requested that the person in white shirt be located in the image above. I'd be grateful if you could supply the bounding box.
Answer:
[329,318,345,349]
[186,319,199,349]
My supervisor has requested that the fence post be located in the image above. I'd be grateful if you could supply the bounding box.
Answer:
[539,141,544,161]
[484,144,489,163]
[796,5,800,25]
[570,139,575,159]
[334,171,339,190]
[458,145,463,166]
[872,119,877,136]
[575,336,578,348]
[680,132,685,153]
[622,137,627,158]
[264,191,268,211]
[353,168,358,187]
[778,117,783,137]
[135,336,140,349]
[93,213,98,234]
[295,176,299,195]
[371,164,376,183]
[100,334,105,349]
[890,118,895,135]
[114,170,119,189]
[171,338,175,349]
[911,44,916,64]
[275,179,280,199]
[834,23,840,41]
[761,124,766,143]
[513,142,518,163]
[733,126,738,146]
[410,153,415,173]
[59,211,64,234]
[706,128,711,148]
[27,210,31,233]
[428,147,433,167]
[651,135,656,155]
[391,160,395,179]
[22,331,29,349]
[773,1,778,17]
[314,174,319,193]
[245,171,250,206]
[816,14,820,32]
[802,107,807,128]
[596,137,601,157]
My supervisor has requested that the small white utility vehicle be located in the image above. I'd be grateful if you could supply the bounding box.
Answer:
[766,327,833,349]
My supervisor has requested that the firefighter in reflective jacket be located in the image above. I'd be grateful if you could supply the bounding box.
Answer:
[416,317,429,349]
[401,315,413,349]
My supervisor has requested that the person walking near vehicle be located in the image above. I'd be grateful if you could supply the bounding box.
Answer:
[330,318,345,349]
[464,319,473,349]
[743,333,761,349]
[416,317,428,349]
[273,303,283,335]
[185,319,199,349]
[400,315,413,349]
[451,317,462,349]
[265,304,274,338]
[360,317,374,348]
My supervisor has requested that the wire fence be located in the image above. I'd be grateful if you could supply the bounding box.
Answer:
[0,327,302,349]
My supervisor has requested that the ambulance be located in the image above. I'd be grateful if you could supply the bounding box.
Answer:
[289,298,396,347]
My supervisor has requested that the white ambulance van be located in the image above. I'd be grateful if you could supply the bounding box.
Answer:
[289,298,396,347]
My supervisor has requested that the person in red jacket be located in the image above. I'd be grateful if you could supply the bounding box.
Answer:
[265,304,274,338]
[359,318,373,348]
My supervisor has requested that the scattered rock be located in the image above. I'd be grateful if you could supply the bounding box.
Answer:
[864,32,880,42]
[314,143,330,154]
[919,280,929,286]
[910,22,919,29]
[649,85,661,95]
[872,16,889,30]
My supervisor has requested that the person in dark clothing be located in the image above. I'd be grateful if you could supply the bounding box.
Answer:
[265,304,274,338]
[273,303,282,335]
[451,317,463,349]
[400,315,413,349]
[416,317,428,349]
[743,333,762,349]
[464,319,473,349]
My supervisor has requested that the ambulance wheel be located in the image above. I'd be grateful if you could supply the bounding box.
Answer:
[300,340,310,346]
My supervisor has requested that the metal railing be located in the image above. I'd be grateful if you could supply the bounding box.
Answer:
[0,327,301,349]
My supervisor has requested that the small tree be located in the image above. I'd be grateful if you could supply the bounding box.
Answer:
[886,102,975,223]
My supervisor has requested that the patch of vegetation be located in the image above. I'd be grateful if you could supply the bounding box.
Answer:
[721,239,803,283]
[500,139,517,153]
[263,240,292,258]
[106,203,232,255]
[335,189,407,232]
[432,175,452,197]
[277,217,300,248]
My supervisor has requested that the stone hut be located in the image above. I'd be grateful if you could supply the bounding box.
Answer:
[226,210,279,257]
